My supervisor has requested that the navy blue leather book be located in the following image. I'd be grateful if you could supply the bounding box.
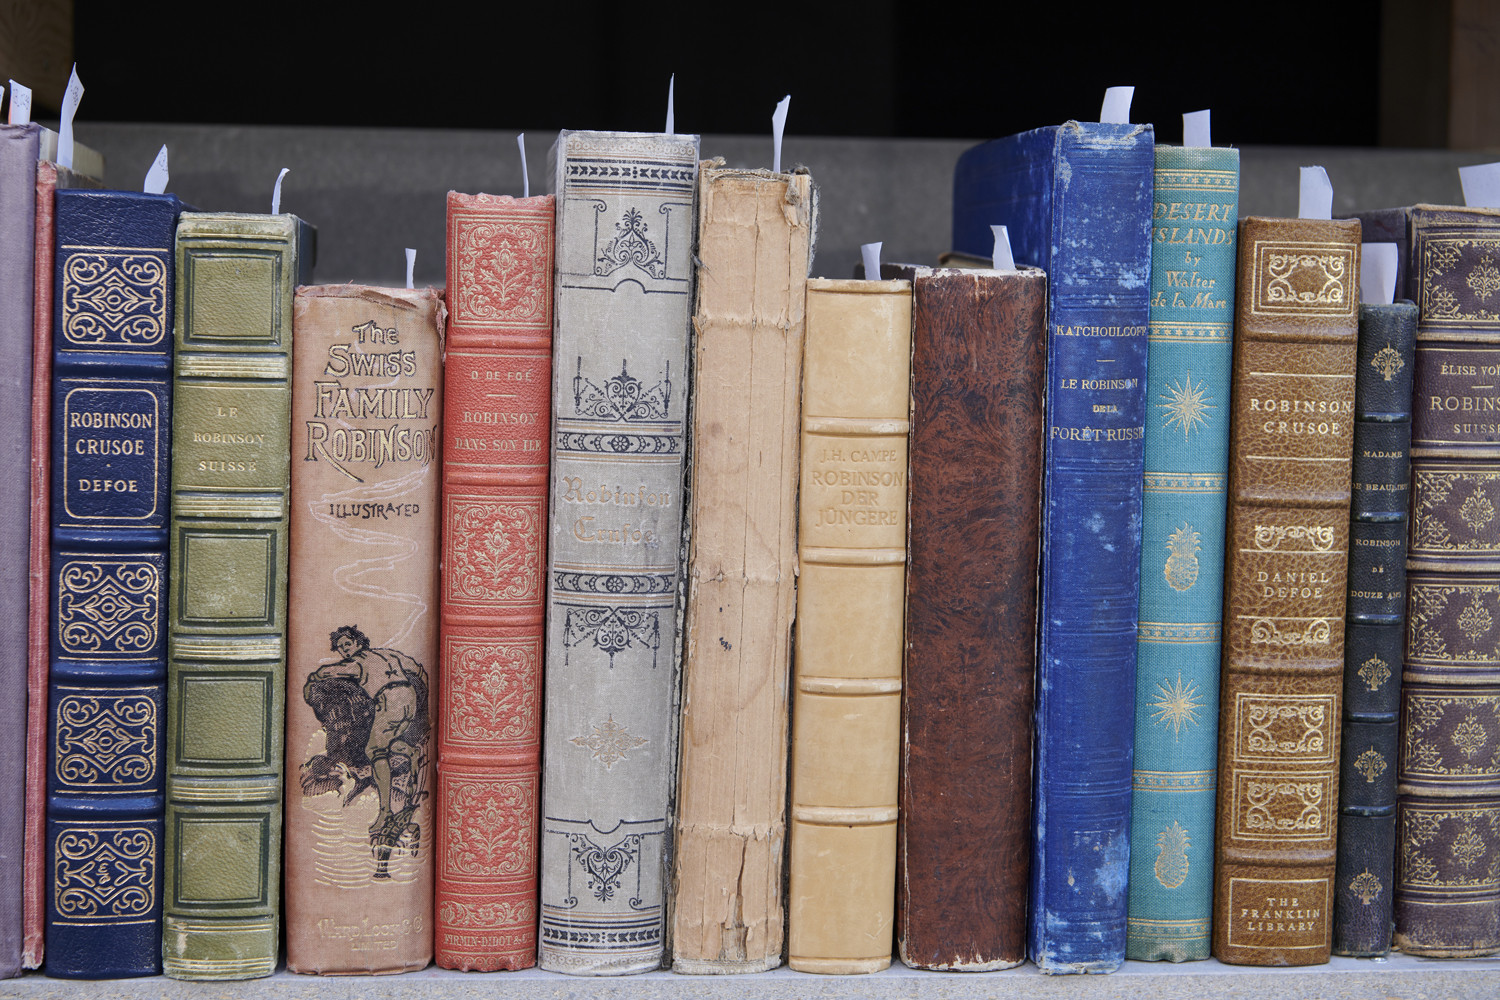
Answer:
[45,189,184,978]
[1333,301,1415,957]
[953,122,1155,974]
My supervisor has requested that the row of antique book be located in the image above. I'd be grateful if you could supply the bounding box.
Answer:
[1,112,1498,983]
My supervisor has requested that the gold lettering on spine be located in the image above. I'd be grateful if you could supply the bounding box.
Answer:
[302,329,441,483]
[804,442,905,532]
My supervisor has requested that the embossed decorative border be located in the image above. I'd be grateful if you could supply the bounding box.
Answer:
[1249,240,1356,319]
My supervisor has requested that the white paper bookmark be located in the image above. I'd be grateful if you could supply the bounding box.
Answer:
[143,144,169,194]
[1183,109,1211,148]
[405,248,416,290]
[1100,86,1134,124]
[1360,242,1398,305]
[861,242,882,280]
[6,80,28,125]
[1460,162,1500,209]
[58,65,83,170]
[991,225,1015,271]
[271,167,289,214]
[666,74,675,135]
[1299,166,1333,220]
[518,133,529,198]
[772,95,790,174]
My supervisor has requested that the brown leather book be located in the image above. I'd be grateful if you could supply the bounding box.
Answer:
[1213,217,1361,966]
[284,285,445,973]
[1398,205,1500,958]
[787,277,910,975]
[672,165,814,974]
[892,264,1045,971]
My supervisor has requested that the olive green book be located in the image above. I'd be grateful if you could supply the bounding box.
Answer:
[162,214,315,980]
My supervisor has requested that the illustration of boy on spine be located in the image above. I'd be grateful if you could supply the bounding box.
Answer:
[301,624,431,878]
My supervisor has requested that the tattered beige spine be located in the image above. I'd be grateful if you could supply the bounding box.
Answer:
[671,165,815,974]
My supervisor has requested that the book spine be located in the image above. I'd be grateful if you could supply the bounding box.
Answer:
[1213,216,1360,966]
[0,123,41,980]
[1396,206,1500,958]
[671,167,813,975]
[787,277,910,975]
[45,189,183,978]
[435,192,553,971]
[1332,301,1416,957]
[1028,124,1154,975]
[897,267,1045,971]
[164,213,310,980]
[538,130,699,976]
[1127,146,1239,963]
[284,285,443,973]
[23,158,62,971]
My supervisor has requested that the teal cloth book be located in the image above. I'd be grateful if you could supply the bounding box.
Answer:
[1126,144,1239,961]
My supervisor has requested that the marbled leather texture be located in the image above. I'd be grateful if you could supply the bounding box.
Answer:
[1214,217,1360,966]
[1398,205,1500,958]
[1333,301,1416,957]
[954,121,1155,974]
[45,189,185,978]
[436,192,552,971]
[895,265,1044,971]
[0,122,40,981]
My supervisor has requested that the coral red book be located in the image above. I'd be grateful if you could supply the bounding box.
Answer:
[436,191,554,970]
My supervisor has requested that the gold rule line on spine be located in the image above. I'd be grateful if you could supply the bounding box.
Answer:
[800,546,906,566]
[792,805,898,825]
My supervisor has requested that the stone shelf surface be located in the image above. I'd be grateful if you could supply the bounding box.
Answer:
[3,954,1499,1000]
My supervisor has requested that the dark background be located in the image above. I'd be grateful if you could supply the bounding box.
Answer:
[70,2,1384,145]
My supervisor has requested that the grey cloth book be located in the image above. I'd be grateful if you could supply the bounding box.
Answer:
[0,122,40,980]
[538,130,699,975]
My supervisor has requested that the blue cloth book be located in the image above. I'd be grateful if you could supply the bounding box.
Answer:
[1126,145,1239,962]
[953,121,1155,973]
[45,189,184,978]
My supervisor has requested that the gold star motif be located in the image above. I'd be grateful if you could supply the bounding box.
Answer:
[1159,372,1213,439]
[1151,673,1203,739]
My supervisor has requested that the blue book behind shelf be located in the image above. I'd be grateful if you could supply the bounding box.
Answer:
[953,121,1154,974]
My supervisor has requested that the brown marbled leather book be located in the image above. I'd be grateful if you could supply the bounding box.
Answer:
[1398,205,1500,958]
[890,264,1045,971]
[284,285,445,973]
[1213,217,1360,966]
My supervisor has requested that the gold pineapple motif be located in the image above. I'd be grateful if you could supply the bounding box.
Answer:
[1154,821,1191,889]
[1164,523,1201,593]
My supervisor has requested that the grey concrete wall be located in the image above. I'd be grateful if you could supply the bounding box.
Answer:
[73,124,1497,287]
